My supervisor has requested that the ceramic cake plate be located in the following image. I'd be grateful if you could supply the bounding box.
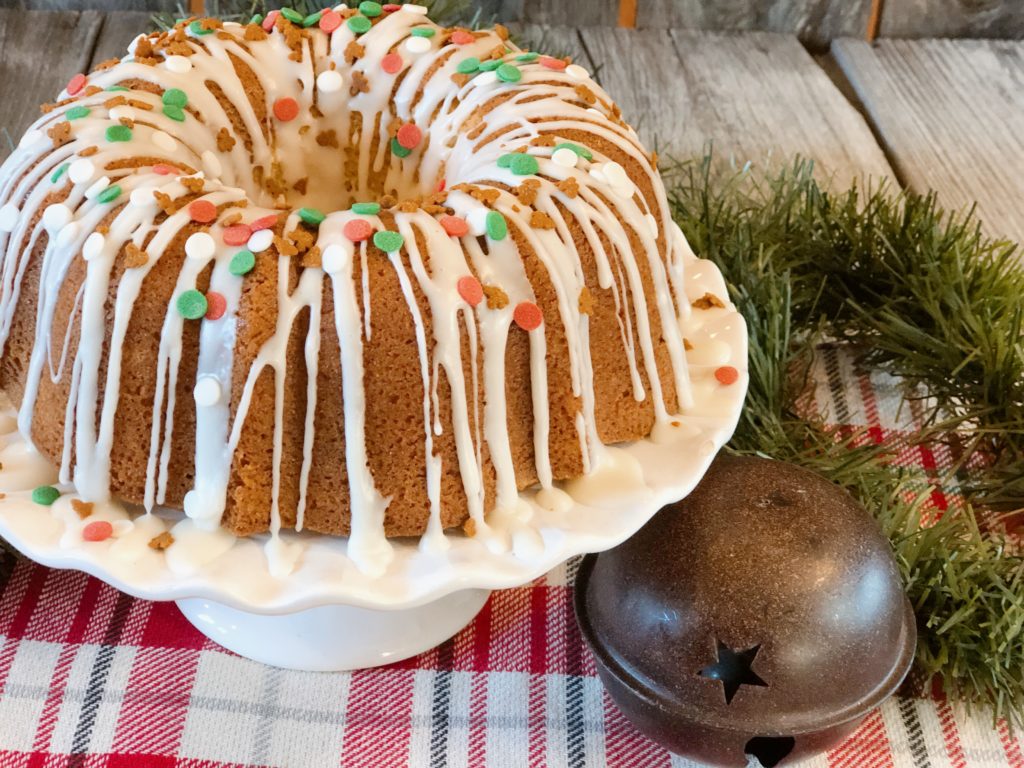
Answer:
[0,254,746,671]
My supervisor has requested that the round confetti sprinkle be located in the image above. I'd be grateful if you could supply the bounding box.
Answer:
[66,73,87,95]
[514,301,543,331]
[250,214,279,231]
[405,35,432,54]
[69,159,96,185]
[299,207,325,226]
[273,97,299,122]
[194,376,222,406]
[177,289,208,319]
[396,123,422,149]
[189,199,217,223]
[437,178,446,192]
[105,86,128,92]
[381,52,404,74]
[390,137,412,158]
[185,232,216,260]
[84,177,110,200]
[317,70,343,93]
[402,3,429,13]
[165,55,192,73]
[347,14,372,34]
[319,9,342,32]
[343,219,374,242]
[450,30,475,45]
[516,52,539,62]
[222,224,252,246]
[479,59,502,72]
[106,125,132,143]
[43,204,72,233]
[262,10,280,31]
[410,26,436,37]
[382,3,402,10]
[359,1,383,16]
[96,185,123,204]
[457,275,483,306]
[485,210,507,240]
[205,291,227,320]
[551,147,578,168]
[440,215,468,237]
[715,365,739,385]
[82,232,105,260]
[603,161,630,189]
[281,7,303,23]
[351,201,381,215]
[229,249,256,275]
[497,63,522,83]
[0,204,19,232]
[32,485,60,506]
[50,164,69,183]
[152,130,177,152]
[83,520,114,542]
[302,10,323,27]
[189,20,213,35]
[163,105,186,122]
[248,229,274,253]
[129,187,154,207]
[162,87,188,107]
[539,55,567,71]
[373,230,404,252]
[456,57,480,74]
[566,63,589,80]
[250,13,263,25]
[152,163,179,175]
[509,153,539,175]
[66,106,90,121]
[555,141,593,160]
[322,243,347,274]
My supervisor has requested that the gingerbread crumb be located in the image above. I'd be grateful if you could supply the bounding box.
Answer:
[483,285,509,310]
[684,338,694,351]
[578,286,594,315]
[692,292,725,310]
[556,176,579,198]
[123,242,148,268]
[71,499,94,519]
[216,127,236,152]
[463,517,477,537]
[530,210,556,229]
[148,531,175,550]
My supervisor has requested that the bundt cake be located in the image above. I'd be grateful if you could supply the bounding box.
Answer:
[0,3,696,569]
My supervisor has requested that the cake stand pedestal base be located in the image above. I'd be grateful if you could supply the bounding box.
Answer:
[176,589,492,671]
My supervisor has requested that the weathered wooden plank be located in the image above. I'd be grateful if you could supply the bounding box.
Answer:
[577,27,892,189]
[0,9,102,162]
[879,0,1024,39]
[832,38,1024,243]
[510,23,593,72]
[89,10,153,66]
[14,0,174,10]
[519,0,618,28]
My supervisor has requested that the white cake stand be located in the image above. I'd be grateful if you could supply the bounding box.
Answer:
[0,254,746,671]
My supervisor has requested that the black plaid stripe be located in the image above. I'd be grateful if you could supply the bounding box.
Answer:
[822,345,853,424]
[566,557,586,768]
[429,638,455,767]
[898,696,932,767]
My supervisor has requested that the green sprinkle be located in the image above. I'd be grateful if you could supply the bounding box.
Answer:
[391,137,412,158]
[302,11,323,27]
[51,163,69,183]
[479,59,502,72]
[485,210,507,240]
[229,249,256,276]
[456,57,481,74]
[188,20,213,35]
[177,289,208,320]
[509,153,539,176]
[298,207,325,226]
[280,7,303,23]
[97,185,123,204]
[163,105,186,122]
[516,52,539,62]
[347,15,372,34]
[66,106,90,120]
[250,13,264,25]
[497,154,513,168]
[105,85,128,92]
[162,88,188,107]
[106,125,132,142]
[32,485,60,506]
[411,27,436,37]
[351,202,381,215]
[359,1,383,17]
[497,63,522,83]
[373,230,404,252]
[554,141,593,161]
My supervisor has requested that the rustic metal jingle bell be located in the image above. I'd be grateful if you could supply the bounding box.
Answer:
[574,455,916,767]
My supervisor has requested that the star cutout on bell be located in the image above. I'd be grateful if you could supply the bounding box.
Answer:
[699,640,768,704]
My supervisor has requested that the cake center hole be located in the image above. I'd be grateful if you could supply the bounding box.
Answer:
[744,735,795,767]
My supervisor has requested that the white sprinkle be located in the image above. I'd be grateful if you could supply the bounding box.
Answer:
[129,187,154,207]
[201,150,222,178]
[466,208,489,237]
[165,55,192,74]
[317,70,344,94]
[405,36,432,54]
[603,161,629,188]
[18,130,43,149]
[566,63,589,80]
[0,204,20,232]
[223,20,242,28]
[151,130,177,153]
[185,232,215,261]
[109,105,135,123]
[82,232,105,261]
[68,159,96,185]
[585,107,603,117]
[551,147,579,168]
[321,243,347,274]
[56,221,81,248]
[645,213,659,237]
[42,204,73,233]
[193,376,222,406]
[402,3,429,13]
[588,166,607,185]
[84,177,111,200]
[247,228,274,253]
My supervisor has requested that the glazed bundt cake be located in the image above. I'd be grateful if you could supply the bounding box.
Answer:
[0,3,695,565]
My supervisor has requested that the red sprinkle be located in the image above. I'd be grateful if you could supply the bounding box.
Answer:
[539,56,567,71]
[262,9,280,31]
[440,215,469,237]
[382,3,401,11]
[396,123,422,150]
[273,97,299,122]
[66,73,87,95]
[222,224,252,246]
[450,30,475,45]
[381,53,404,74]
[343,219,374,242]
[152,163,179,175]
[188,200,217,224]
[715,365,739,385]
[205,291,227,320]
[457,276,483,307]
[436,178,446,192]
[250,214,279,231]
[319,9,341,32]
[83,521,113,542]
[513,301,543,331]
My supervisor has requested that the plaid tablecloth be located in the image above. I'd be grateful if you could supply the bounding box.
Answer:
[0,347,1022,768]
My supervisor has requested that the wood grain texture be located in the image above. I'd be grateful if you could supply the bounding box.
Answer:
[833,37,1024,242]
[879,0,1024,39]
[578,27,892,188]
[510,23,593,70]
[12,0,175,10]
[519,0,618,27]
[0,9,102,161]
[89,10,152,65]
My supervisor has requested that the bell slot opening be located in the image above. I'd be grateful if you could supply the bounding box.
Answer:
[744,735,795,767]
